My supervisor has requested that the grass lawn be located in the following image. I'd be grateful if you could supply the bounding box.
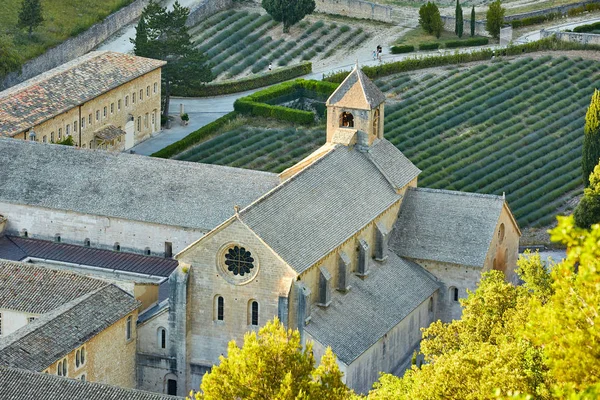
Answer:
[394,27,490,48]
[0,0,133,63]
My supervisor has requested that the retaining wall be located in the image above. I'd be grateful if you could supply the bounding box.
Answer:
[315,0,393,22]
[441,16,489,37]
[541,29,600,45]
[504,0,600,22]
[185,0,233,27]
[1,0,151,90]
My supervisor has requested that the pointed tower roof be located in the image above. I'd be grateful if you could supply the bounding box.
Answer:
[326,65,386,110]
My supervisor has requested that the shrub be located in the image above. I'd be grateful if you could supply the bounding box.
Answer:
[510,12,561,29]
[391,45,415,54]
[340,25,350,33]
[419,42,440,50]
[573,21,600,33]
[172,62,312,97]
[419,2,442,35]
[181,113,189,121]
[444,37,489,48]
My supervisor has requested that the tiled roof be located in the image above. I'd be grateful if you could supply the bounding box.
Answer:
[305,252,439,364]
[367,139,421,191]
[0,366,183,399]
[0,236,178,277]
[0,285,140,371]
[240,144,402,274]
[0,260,106,314]
[95,125,125,141]
[0,51,166,137]
[326,66,386,109]
[390,187,505,268]
[0,138,279,230]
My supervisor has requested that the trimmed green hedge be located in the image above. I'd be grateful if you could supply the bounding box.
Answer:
[171,62,312,97]
[419,42,440,50]
[233,79,339,124]
[510,12,561,29]
[391,45,415,54]
[444,37,489,48]
[324,37,600,83]
[151,112,239,159]
[574,21,600,33]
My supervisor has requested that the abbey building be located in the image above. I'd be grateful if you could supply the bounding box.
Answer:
[0,67,520,396]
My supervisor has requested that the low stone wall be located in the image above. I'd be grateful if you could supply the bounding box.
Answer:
[441,16,489,37]
[541,29,600,45]
[185,0,233,27]
[315,0,393,22]
[0,0,152,90]
[504,0,600,22]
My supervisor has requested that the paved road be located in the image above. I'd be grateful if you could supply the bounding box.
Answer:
[514,17,600,43]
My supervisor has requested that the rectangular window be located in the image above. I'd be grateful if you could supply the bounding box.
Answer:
[103,106,107,118]
[66,125,70,136]
[146,86,150,97]
[217,296,224,321]
[50,132,55,142]
[144,113,148,128]
[81,118,85,128]
[110,103,114,114]
[28,317,36,323]
[58,128,62,140]
[137,116,141,132]
[125,95,129,107]
[96,110,100,121]
[88,114,92,125]
[154,82,157,93]
[42,135,47,143]
[165,242,173,258]
[74,121,77,132]
[132,93,136,104]
[126,316,132,340]
[152,112,155,125]
[118,99,121,111]
[140,89,143,101]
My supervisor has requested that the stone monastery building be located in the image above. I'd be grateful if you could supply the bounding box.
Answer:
[0,67,520,396]
[0,51,164,151]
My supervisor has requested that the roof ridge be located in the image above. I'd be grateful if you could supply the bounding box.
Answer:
[409,186,504,200]
[239,144,340,217]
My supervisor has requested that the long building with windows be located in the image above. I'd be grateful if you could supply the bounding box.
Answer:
[0,51,165,151]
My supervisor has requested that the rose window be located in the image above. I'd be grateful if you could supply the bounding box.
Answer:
[224,246,254,276]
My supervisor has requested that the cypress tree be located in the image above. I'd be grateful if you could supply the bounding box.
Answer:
[583,89,600,186]
[455,0,463,38]
[471,6,475,37]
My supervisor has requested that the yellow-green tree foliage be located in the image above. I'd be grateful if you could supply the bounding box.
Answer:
[574,161,600,228]
[193,318,355,400]
[367,216,600,399]
[582,89,600,186]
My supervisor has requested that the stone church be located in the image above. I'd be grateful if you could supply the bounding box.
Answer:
[0,67,519,396]
[135,67,520,395]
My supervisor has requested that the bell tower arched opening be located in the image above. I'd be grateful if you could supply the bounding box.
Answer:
[340,112,354,128]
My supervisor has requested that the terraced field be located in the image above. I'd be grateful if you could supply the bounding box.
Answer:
[176,55,600,228]
[189,10,372,79]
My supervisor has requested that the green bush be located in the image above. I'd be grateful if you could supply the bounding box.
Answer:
[573,21,600,33]
[419,42,440,50]
[233,79,339,125]
[152,112,240,159]
[510,12,561,29]
[172,62,312,97]
[444,37,489,48]
[391,45,415,54]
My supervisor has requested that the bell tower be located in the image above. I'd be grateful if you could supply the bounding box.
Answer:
[325,64,386,149]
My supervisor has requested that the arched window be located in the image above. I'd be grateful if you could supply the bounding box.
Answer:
[21,229,28,238]
[450,287,459,302]
[339,112,354,128]
[158,327,167,349]
[62,359,67,376]
[55,234,61,243]
[80,347,85,365]
[145,247,151,256]
[428,297,434,313]
[215,296,224,321]
[57,361,62,376]
[76,350,80,367]
[114,242,121,252]
[498,223,505,243]
[84,238,90,247]
[249,301,259,326]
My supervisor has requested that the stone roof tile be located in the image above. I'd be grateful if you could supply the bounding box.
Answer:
[326,66,386,109]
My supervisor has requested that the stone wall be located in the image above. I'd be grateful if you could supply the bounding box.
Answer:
[0,309,38,337]
[0,0,152,90]
[186,0,234,27]
[541,29,600,45]
[504,0,600,22]
[314,0,393,22]
[441,16,490,37]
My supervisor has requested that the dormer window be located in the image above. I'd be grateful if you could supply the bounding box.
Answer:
[340,112,354,128]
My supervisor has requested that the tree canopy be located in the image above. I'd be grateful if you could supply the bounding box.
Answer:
[194,318,356,400]
[367,215,600,399]
[131,1,212,118]
[0,36,22,79]
[18,0,44,38]
[261,0,316,33]
[485,0,505,40]
[582,89,600,186]
[455,0,464,38]
[574,161,600,228]
[419,2,443,38]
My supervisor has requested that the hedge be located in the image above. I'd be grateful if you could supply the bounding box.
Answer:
[233,79,339,125]
[151,112,239,159]
[573,21,600,33]
[568,3,600,17]
[323,37,600,83]
[391,45,415,54]
[510,12,561,29]
[444,37,489,48]
[419,42,440,50]
[171,62,312,97]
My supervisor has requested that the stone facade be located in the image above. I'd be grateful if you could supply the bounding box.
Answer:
[0,309,39,337]
[542,29,600,45]
[0,202,205,257]
[314,0,393,22]
[43,311,138,387]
